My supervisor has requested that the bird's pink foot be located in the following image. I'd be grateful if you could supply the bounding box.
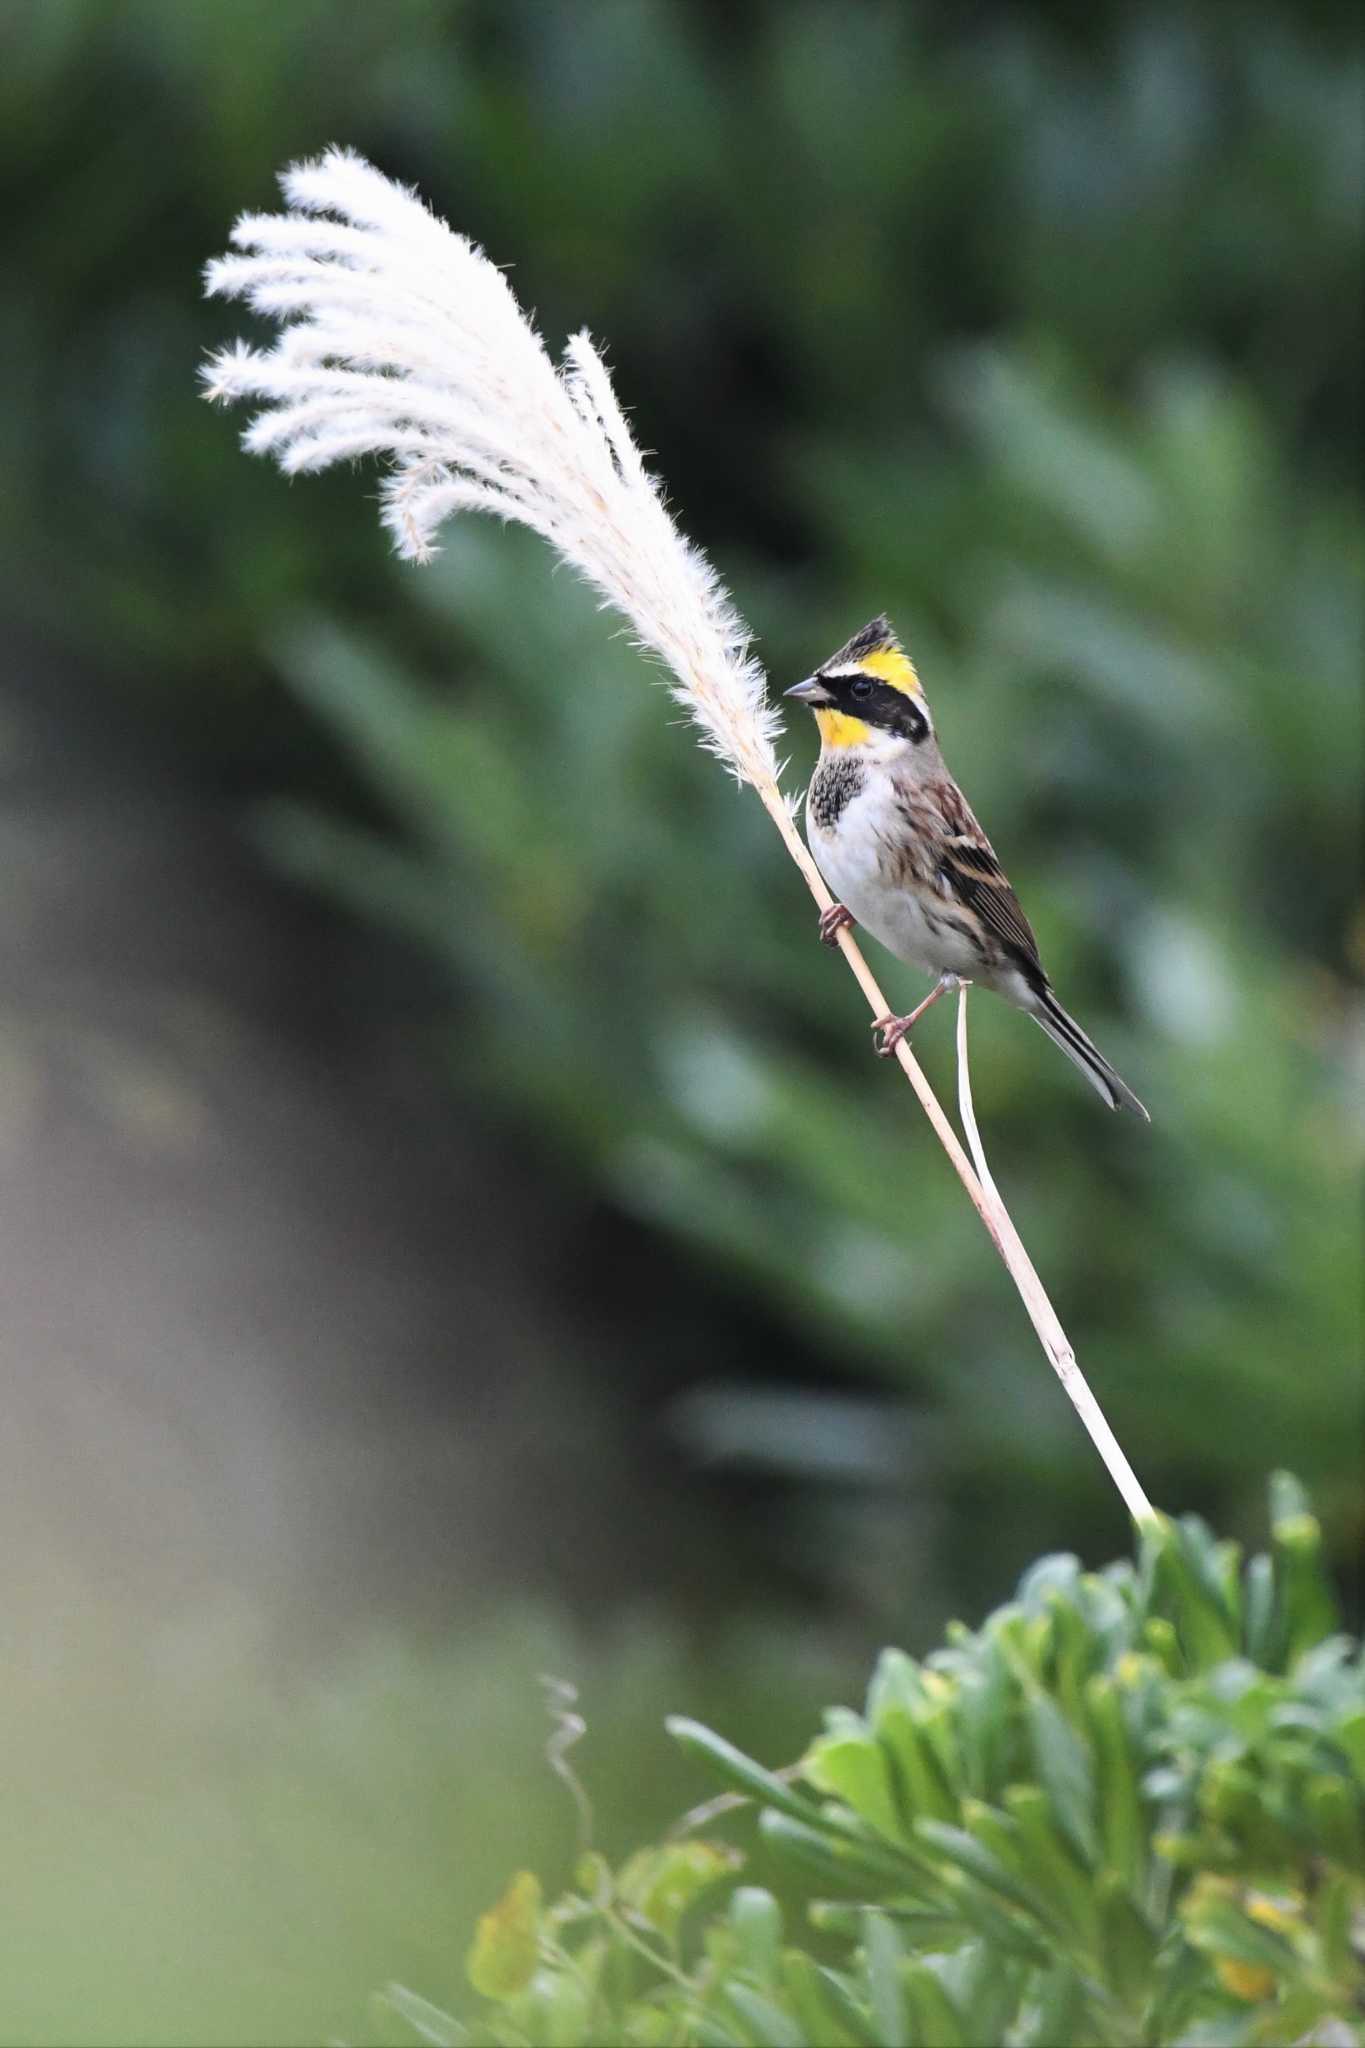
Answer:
[871,1012,917,1058]
[870,976,963,1057]
[818,902,855,948]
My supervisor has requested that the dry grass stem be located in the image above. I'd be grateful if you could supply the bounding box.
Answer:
[955,989,1154,1523]
[203,149,1154,1525]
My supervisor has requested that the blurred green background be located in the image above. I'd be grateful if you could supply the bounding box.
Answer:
[2,1,1361,2040]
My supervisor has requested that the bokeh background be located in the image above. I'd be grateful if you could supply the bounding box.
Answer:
[4,2,1362,2040]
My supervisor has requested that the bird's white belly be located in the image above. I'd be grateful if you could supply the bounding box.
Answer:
[810,792,981,981]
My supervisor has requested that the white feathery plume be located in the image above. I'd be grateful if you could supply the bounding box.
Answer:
[203,151,1153,1527]
[202,146,780,791]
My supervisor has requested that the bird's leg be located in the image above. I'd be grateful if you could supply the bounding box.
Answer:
[818,902,855,947]
[871,975,963,1058]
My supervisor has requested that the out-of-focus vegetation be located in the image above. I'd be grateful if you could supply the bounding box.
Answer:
[0,1571,844,2045]
[9,3,1363,1559]
[13,0,1358,1583]
[3,1,1362,2041]
[430,1479,1365,2047]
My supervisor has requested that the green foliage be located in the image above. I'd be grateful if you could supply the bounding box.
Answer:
[432,1480,1363,2047]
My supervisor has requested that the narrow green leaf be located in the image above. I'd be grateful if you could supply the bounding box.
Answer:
[1025,1692,1098,1865]
[667,1718,841,1834]
[808,1902,965,1949]
[916,1819,1062,1936]
[949,1650,1013,1802]
[939,1941,1024,2048]
[723,1981,806,2048]
[1142,1935,1211,2044]
[1047,1593,1098,1725]
[861,1912,908,2048]
[1077,1569,1137,1663]
[728,1887,782,1984]
[1154,1521,1240,1671]
[782,1951,861,2048]
[900,1961,967,2048]
[913,1700,965,1807]
[1096,1872,1159,2010]
[1243,1552,1278,1668]
[1014,1963,1089,2048]
[812,1965,879,2047]
[1000,1786,1101,1952]
[1084,1676,1144,1895]
[694,2018,744,2048]
[758,1809,929,1892]
[1213,1540,1243,1640]
[936,1868,1054,1967]
[1271,1499,1340,1669]
[875,1706,958,1827]
[375,1982,469,2047]
[958,1797,1029,1880]
[806,1901,863,1935]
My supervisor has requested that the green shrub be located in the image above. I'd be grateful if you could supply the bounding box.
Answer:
[389,1476,1362,2047]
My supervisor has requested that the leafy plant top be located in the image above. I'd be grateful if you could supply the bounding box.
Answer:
[392,1476,1363,2048]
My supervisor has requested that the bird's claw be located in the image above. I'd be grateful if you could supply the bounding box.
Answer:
[871,1013,916,1059]
[869,978,966,1058]
[818,902,855,948]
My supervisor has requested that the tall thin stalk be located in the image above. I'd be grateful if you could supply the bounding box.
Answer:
[203,148,1154,1525]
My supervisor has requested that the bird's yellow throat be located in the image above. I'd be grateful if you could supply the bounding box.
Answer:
[813,709,873,750]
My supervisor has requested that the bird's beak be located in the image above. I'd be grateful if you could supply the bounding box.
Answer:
[784,676,834,706]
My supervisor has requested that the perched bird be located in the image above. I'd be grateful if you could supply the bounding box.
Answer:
[786,615,1149,1118]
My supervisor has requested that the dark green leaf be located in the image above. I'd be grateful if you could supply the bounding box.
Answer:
[1096,1873,1159,2010]
[759,1809,930,1892]
[667,1719,839,1834]
[1084,1676,1145,1895]
[1025,1693,1098,1866]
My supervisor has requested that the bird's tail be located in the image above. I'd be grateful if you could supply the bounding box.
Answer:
[1031,989,1150,1120]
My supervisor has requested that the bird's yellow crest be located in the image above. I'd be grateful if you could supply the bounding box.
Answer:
[810,615,922,747]
[859,645,921,696]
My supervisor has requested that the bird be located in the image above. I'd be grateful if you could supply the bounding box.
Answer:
[785,615,1149,1118]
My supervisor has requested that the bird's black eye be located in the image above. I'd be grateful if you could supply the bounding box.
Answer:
[851,675,873,700]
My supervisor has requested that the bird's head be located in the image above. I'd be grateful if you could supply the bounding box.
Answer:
[784,615,932,752]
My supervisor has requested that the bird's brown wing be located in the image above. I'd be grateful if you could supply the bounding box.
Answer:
[933,783,1046,985]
